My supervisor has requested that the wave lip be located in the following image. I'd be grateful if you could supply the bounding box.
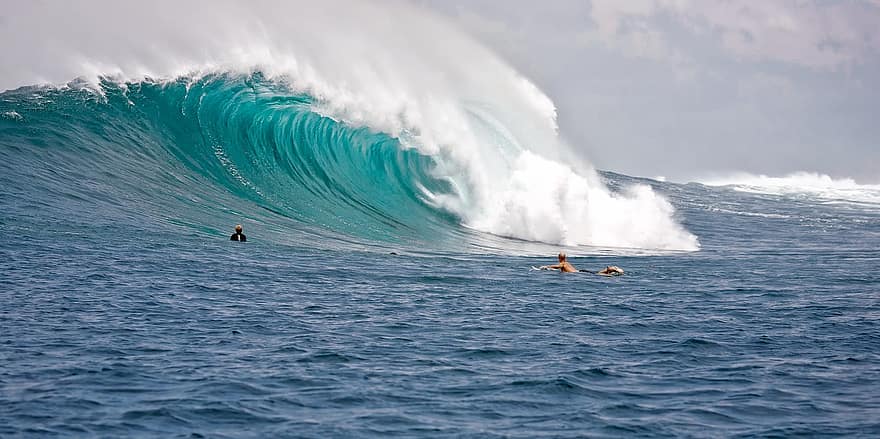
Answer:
[696,172,880,205]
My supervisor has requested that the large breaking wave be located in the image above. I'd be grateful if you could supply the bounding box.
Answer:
[0,0,699,252]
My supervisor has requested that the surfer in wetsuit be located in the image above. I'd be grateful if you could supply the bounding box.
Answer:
[230,224,247,242]
[539,253,579,273]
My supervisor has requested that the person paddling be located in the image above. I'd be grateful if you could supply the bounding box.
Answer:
[538,253,579,273]
[538,253,624,276]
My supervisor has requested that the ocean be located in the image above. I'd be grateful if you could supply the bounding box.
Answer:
[2,71,879,438]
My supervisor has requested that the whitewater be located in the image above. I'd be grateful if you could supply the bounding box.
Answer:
[2,1,878,437]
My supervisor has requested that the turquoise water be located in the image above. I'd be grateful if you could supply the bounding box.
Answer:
[2,75,879,437]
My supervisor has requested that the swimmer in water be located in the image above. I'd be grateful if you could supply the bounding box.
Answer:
[230,224,247,242]
[538,253,580,273]
[597,265,625,276]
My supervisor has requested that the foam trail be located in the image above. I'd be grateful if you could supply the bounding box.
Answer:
[698,172,880,205]
[1,0,699,251]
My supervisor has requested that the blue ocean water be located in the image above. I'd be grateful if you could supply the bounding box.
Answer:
[2,75,879,437]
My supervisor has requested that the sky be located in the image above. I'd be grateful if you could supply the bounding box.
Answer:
[417,0,880,183]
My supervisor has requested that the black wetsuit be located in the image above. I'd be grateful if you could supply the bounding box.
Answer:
[230,232,247,242]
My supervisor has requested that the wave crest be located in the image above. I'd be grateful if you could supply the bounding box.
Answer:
[697,172,880,205]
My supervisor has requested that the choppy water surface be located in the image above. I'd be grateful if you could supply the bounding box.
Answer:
[2,79,879,437]
[3,186,879,437]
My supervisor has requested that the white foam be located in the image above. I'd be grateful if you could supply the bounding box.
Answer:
[1,0,699,251]
[1,111,23,120]
[698,172,880,205]
[467,151,699,250]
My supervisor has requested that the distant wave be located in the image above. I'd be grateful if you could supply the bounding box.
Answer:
[0,0,699,252]
[696,172,880,205]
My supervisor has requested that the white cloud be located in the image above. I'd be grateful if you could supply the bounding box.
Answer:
[588,0,880,70]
